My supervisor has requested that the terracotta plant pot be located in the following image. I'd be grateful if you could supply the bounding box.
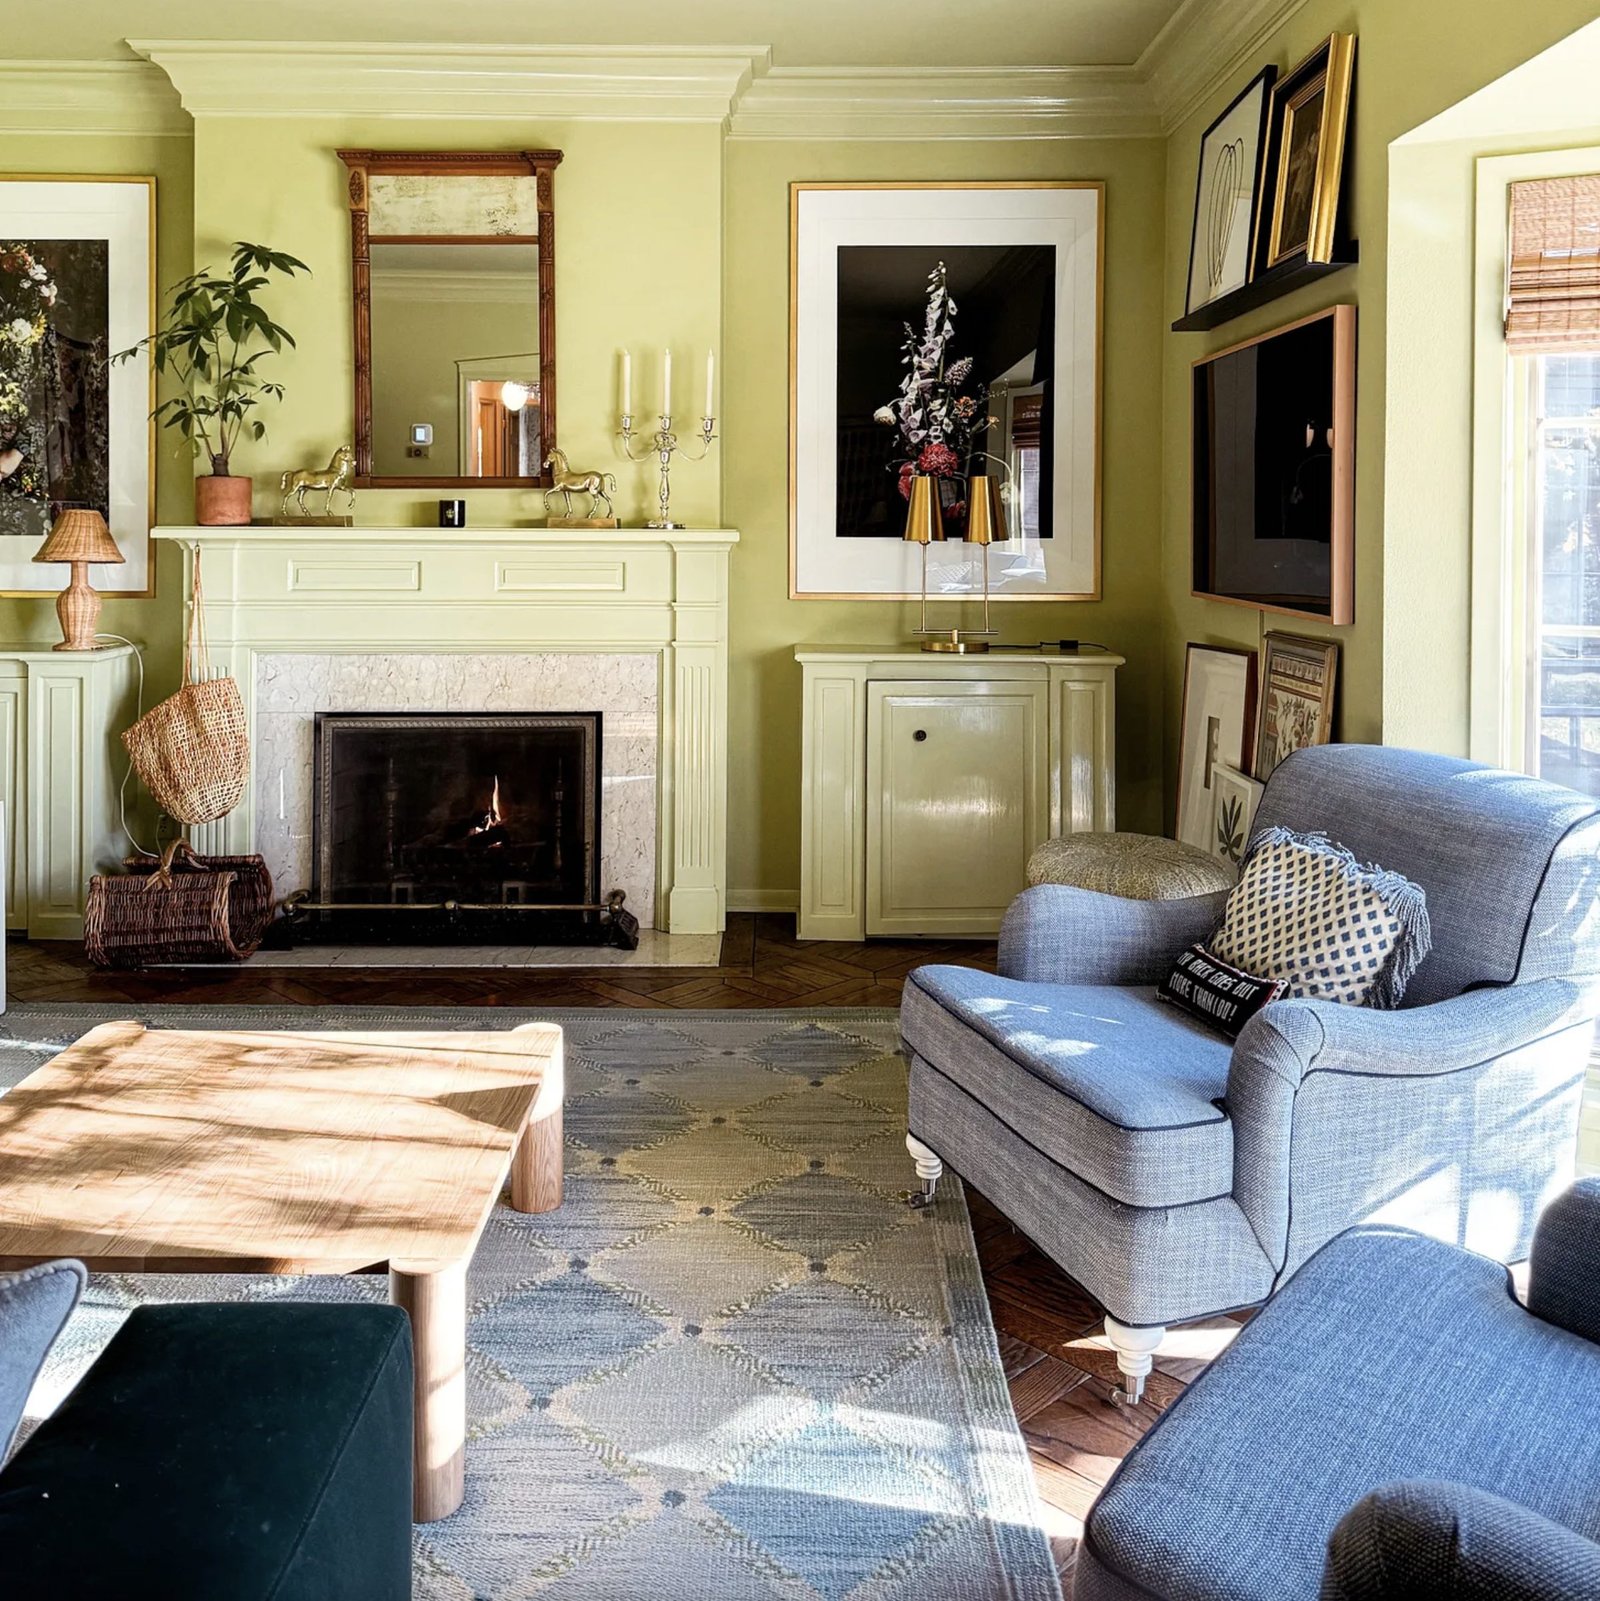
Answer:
[194,474,253,527]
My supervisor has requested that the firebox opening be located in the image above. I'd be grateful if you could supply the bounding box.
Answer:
[285,710,632,947]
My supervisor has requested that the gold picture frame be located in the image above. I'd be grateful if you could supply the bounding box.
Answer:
[1260,33,1356,272]
[788,181,1104,602]
[0,174,156,598]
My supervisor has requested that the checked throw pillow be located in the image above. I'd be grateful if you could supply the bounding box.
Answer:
[1206,827,1432,1010]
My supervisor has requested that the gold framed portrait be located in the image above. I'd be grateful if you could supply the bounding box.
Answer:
[1259,33,1356,272]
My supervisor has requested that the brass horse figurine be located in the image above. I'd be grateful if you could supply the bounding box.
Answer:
[279,445,356,518]
[542,448,616,522]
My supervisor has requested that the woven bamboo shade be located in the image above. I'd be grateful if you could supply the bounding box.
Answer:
[34,508,123,565]
[1506,175,1600,353]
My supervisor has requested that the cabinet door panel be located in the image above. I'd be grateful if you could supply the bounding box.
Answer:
[866,681,1047,937]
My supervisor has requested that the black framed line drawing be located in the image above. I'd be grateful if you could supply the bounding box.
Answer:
[1184,66,1277,316]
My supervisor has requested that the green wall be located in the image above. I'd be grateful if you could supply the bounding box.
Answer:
[0,129,192,692]
[8,6,1599,909]
[1157,0,1600,817]
[722,137,1168,907]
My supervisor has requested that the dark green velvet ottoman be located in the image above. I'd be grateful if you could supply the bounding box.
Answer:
[0,1301,413,1599]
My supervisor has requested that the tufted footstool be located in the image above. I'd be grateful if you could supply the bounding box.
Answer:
[1025,832,1235,900]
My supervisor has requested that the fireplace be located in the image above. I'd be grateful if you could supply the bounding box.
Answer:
[282,710,637,946]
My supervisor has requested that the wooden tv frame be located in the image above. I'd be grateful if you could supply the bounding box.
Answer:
[1191,304,1355,626]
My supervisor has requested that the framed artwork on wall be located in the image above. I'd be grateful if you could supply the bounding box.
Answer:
[0,177,154,597]
[1253,631,1339,782]
[1257,33,1356,272]
[1184,65,1277,316]
[789,181,1102,601]
[1209,763,1264,868]
[1176,644,1258,850]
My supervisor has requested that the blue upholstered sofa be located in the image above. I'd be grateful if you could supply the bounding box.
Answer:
[1074,1180,1600,1600]
[901,746,1600,1399]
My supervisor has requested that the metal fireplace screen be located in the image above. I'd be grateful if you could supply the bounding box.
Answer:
[311,711,601,913]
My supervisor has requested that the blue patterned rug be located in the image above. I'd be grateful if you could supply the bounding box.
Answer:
[1,1006,1060,1601]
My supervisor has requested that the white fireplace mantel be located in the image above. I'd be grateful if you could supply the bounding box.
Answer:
[153,525,738,934]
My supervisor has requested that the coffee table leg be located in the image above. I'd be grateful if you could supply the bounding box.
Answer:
[510,1042,564,1213]
[389,1259,467,1522]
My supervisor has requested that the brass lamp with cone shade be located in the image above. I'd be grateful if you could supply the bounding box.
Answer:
[903,471,1005,653]
[33,509,124,651]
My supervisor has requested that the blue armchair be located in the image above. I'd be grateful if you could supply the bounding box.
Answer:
[900,746,1600,1400]
[1073,1180,1600,1600]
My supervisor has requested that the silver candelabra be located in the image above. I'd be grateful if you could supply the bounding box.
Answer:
[618,413,716,529]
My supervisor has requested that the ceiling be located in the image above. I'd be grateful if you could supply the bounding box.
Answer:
[7,0,1187,69]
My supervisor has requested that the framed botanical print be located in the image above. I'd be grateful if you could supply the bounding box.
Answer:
[1253,631,1339,782]
[1258,34,1356,272]
[1176,644,1257,850]
[0,177,154,596]
[789,181,1102,600]
[1185,66,1276,315]
[1209,763,1264,868]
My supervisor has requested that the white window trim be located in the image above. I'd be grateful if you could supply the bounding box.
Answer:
[1469,144,1600,769]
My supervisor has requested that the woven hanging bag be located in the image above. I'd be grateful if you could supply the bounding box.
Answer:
[121,548,249,826]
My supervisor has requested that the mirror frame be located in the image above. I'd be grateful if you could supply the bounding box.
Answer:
[337,147,563,489]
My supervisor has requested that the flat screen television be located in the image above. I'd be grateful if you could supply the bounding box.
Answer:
[1191,304,1355,624]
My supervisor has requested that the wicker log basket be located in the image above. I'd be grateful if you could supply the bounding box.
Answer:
[85,840,274,970]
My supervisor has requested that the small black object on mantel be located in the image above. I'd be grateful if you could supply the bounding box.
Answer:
[439,499,466,528]
[1171,243,1359,334]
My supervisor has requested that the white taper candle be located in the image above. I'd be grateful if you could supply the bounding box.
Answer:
[621,349,631,416]
[704,350,715,418]
[662,348,672,416]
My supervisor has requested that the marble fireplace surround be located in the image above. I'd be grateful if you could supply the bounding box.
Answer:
[254,651,658,922]
[154,526,738,935]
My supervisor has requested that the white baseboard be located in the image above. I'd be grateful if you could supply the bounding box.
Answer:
[728,888,800,914]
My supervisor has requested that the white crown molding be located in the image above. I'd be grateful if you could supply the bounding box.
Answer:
[727,66,1159,141]
[1138,0,1311,133]
[0,61,188,136]
[129,40,770,122]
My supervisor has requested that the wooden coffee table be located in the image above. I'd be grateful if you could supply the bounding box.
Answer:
[0,1019,563,1522]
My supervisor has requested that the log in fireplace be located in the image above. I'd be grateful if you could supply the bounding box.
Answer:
[280,710,637,947]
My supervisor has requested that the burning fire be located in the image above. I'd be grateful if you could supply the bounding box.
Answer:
[464,775,504,841]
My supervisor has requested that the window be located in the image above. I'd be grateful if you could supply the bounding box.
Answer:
[1526,352,1600,794]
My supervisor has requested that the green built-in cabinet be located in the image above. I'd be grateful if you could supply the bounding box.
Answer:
[796,646,1121,941]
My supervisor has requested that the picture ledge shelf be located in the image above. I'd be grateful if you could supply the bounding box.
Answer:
[1171,243,1359,333]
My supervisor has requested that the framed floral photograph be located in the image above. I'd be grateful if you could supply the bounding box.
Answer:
[789,181,1102,600]
[1184,65,1276,315]
[1258,33,1356,272]
[0,177,154,596]
[1253,631,1339,782]
[1209,763,1264,868]
[1177,644,1257,850]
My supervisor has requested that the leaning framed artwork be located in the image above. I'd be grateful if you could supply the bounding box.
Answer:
[1253,631,1339,782]
[0,177,155,597]
[1176,644,1257,851]
[790,181,1102,600]
[1184,65,1276,315]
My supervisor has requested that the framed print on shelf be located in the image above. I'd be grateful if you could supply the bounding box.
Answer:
[1176,644,1258,850]
[789,181,1102,601]
[1184,65,1276,315]
[0,177,154,598]
[1253,631,1339,782]
[1209,763,1265,868]
[1257,33,1356,272]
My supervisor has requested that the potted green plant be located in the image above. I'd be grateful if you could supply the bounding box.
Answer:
[116,241,309,526]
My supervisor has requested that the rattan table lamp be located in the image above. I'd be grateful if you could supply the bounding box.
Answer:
[34,509,124,651]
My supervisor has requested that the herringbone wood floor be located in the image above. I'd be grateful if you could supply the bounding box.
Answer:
[7,913,1243,1584]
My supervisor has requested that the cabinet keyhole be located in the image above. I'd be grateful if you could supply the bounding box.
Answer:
[913,729,928,742]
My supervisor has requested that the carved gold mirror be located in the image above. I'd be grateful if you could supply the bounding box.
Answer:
[337,149,561,488]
